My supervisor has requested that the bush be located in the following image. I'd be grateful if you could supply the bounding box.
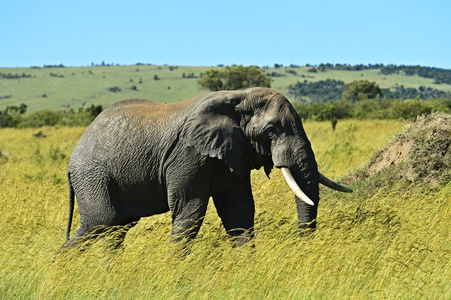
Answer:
[296,97,451,122]
[108,86,121,93]
[390,99,432,120]
[0,104,28,127]
[0,103,103,128]
[20,110,65,127]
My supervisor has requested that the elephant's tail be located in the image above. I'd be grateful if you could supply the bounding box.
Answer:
[66,173,75,241]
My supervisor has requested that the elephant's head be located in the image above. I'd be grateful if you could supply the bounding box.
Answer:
[181,87,352,236]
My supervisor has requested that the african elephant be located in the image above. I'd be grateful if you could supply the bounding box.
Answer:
[64,87,351,248]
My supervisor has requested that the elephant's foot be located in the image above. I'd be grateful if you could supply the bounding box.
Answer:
[228,228,254,248]
[62,221,139,250]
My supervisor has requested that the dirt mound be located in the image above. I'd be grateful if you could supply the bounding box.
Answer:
[367,138,414,176]
[357,112,451,186]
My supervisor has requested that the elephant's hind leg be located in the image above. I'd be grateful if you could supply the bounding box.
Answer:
[64,185,140,248]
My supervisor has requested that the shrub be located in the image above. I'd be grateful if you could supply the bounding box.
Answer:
[0,103,103,128]
[390,99,432,120]
[107,86,121,93]
[20,110,65,127]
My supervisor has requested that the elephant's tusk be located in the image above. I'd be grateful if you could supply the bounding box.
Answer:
[281,168,315,206]
[318,173,353,193]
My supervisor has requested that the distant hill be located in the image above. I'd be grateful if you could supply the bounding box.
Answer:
[1,64,450,112]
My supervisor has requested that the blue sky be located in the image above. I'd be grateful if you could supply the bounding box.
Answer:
[1,0,450,69]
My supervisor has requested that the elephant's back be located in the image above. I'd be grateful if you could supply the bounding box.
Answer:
[69,98,184,170]
[104,98,177,122]
[103,97,203,122]
[69,94,210,165]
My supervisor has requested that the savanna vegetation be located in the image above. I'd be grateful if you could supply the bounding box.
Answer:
[294,95,451,122]
[291,79,451,126]
[0,103,103,128]
[1,114,449,299]
[316,63,451,85]
[2,63,451,130]
[2,63,451,112]
[1,63,450,298]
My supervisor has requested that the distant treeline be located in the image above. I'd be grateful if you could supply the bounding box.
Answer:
[290,78,451,123]
[0,103,102,128]
[288,79,345,103]
[288,79,451,103]
[5,62,451,84]
[29,64,66,68]
[314,63,451,85]
[0,72,33,79]
[382,85,451,99]
[295,97,451,122]
[2,97,450,129]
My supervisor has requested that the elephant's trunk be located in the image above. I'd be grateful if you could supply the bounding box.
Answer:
[271,146,320,237]
[288,166,320,237]
[280,167,318,236]
[296,196,318,237]
[289,172,353,237]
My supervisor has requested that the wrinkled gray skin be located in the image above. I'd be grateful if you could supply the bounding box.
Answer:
[64,88,322,248]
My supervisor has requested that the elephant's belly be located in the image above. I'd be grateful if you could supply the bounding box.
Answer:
[118,181,170,218]
[122,200,169,218]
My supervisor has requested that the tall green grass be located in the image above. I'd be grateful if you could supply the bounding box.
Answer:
[1,120,449,299]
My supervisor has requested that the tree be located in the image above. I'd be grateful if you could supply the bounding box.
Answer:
[342,80,382,101]
[197,69,223,91]
[197,65,272,91]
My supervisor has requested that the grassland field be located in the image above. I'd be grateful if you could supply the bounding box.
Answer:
[2,65,451,112]
[1,119,449,299]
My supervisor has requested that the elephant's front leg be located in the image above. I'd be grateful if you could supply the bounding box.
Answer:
[213,181,255,247]
[169,194,209,243]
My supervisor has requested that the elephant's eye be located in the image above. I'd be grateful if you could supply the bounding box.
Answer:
[266,126,277,138]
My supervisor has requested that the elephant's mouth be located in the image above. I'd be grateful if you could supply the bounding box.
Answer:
[280,168,315,206]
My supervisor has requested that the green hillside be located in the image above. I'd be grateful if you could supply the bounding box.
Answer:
[1,64,451,112]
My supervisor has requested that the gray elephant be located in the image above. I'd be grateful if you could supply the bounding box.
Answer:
[64,87,351,248]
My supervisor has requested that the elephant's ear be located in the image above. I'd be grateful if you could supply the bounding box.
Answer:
[180,92,250,181]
